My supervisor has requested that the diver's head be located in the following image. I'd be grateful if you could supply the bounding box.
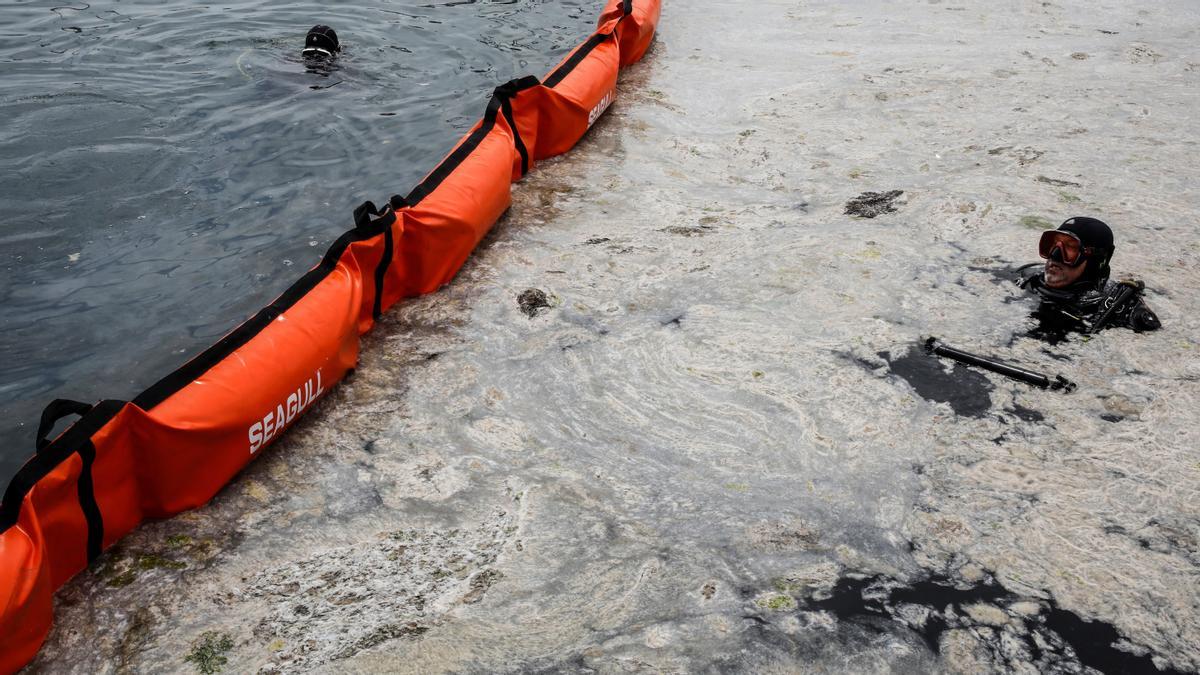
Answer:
[1039,216,1113,289]
[303,25,340,59]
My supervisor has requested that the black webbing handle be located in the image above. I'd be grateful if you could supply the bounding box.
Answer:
[36,399,94,453]
[353,200,387,230]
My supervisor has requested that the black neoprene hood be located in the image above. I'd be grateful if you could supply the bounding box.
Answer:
[304,25,340,55]
[1058,216,1114,283]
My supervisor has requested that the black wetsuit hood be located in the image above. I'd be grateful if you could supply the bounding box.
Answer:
[304,25,340,57]
[1057,216,1113,286]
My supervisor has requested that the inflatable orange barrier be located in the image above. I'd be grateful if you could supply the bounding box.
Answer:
[0,0,659,670]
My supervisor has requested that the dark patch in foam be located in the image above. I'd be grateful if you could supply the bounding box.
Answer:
[517,288,551,317]
[1040,347,1073,362]
[798,573,1185,674]
[1008,403,1044,422]
[844,190,905,218]
[879,349,994,418]
[966,262,1027,286]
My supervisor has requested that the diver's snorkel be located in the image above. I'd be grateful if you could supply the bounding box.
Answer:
[303,25,340,60]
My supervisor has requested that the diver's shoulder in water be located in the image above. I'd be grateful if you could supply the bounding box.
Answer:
[1098,278,1163,332]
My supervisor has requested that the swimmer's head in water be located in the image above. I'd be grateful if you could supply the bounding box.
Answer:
[1040,216,1113,289]
[303,25,340,59]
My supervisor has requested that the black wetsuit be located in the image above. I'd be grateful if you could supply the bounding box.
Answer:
[1016,263,1161,339]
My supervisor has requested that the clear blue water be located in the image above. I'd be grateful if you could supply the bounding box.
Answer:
[0,0,598,484]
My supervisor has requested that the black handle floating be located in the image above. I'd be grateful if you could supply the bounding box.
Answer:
[924,337,1076,393]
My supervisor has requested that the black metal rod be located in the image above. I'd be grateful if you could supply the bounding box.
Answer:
[924,337,1075,392]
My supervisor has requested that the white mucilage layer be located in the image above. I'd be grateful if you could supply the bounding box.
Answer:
[30,0,1200,673]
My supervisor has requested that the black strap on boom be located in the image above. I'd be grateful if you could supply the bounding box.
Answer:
[351,200,398,321]
[3,399,126,562]
[353,200,387,230]
[36,399,94,452]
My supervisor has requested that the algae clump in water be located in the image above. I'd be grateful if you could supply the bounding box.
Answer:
[758,594,798,611]
[185,631,234,674]
[1018,215,1055,229]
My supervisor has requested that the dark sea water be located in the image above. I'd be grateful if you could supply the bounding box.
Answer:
[0,0,597,484]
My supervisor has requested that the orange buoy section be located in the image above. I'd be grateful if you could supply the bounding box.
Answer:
[0,0,660,670]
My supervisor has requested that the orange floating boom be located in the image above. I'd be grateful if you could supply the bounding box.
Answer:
[0,0,660,670]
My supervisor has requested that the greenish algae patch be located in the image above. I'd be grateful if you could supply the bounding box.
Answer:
[107,570,138,589]
[99,549,187,588]
[757,594,797,611]
[185,631,234,674]
[1018,215,1054,229]
[137,554,187,571]
[166,534,193,548]
[773,577,804,593]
